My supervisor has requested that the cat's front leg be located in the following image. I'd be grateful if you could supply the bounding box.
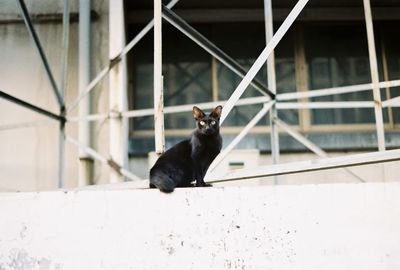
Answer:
[194,167,212,187]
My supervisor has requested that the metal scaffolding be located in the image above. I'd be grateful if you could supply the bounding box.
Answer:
[1,0,400,188]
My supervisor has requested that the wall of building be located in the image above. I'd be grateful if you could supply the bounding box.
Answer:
[0,0,110,191]
[0,183,399,269]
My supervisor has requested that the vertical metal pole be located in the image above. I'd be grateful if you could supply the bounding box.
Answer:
[78,0,93,185]
[58,0,70,188]
[294,25,311,132]
[60,0,70,97]
[109,0,129,182]
[264,0,280,185]
[58,121,66,188]
[363,0,386,151]
[211,57,219,102]
[380,30,394,129]
[154,0,165,155]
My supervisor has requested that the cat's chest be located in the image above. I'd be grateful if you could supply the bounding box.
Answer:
[192,137,221,156]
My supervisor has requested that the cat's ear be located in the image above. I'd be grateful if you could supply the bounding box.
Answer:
[210,105,222,119]
[193,106,205,120]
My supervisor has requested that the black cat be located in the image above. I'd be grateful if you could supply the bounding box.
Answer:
[149,105,223,193]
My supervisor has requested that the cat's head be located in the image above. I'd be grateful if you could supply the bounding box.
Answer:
[193,105,222,136]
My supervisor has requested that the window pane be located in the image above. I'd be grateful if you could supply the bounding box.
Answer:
[164,61,211,129]
[130,24,212,130]
[381,22,400,125]
[304,23,381,125]
[276,57,298,125]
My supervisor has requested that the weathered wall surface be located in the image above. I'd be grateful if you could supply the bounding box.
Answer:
[0,183,399,269]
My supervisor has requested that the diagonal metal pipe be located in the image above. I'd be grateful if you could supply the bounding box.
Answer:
[0,90,65,122]
[15,0,64,110]
[162,5,274,99]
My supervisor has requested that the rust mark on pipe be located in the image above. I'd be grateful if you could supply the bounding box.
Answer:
[107,158,122,175]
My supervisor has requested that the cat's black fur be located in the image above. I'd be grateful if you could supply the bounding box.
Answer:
[149,105,223,193]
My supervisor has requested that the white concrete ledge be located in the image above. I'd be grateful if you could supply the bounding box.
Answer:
[1,183,399,269]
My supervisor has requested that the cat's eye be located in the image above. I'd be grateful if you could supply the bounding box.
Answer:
[199,121,206,126]
[211,120,216,126]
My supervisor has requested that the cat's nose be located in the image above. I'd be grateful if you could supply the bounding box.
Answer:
[204,125,213,134]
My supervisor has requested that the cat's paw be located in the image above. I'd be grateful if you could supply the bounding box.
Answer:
[196,181,213,187]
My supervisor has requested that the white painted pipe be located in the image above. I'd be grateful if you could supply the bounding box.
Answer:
[78,0,93,186]
[264,0,280,184]
[363,0,386,151]
[154,0,165,155]
[109,0,129,183]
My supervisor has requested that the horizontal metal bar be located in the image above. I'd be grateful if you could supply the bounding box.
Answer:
[382,96,400,108]
[122,79,400,119]
[66,113,109,123]
[16,0,64,109]
[122,96,270,119]
[0,90,65,122]
[277,101,375,109]
[66,0,180,113]
[0,12,80,24]
[65,135,142,181]
[207,149,400,184]
[71,98,390,124]
[277,79,400,101]
[127,7,400,24]
[162,5,274,98]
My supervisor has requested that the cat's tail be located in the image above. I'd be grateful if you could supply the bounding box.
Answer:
[149,172,176,193]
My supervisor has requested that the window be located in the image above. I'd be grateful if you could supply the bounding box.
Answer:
[305,23,377,125]
[380,22,400,126]
[127,17,400,154]
[128,22,296,130]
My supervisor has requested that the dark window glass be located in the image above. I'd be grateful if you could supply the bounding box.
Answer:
[304,23,387,124]
[381,23,400,125]
[129,22,296,130]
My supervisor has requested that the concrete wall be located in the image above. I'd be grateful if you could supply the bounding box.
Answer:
[0,0,110,191]
[0,182,399,269]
